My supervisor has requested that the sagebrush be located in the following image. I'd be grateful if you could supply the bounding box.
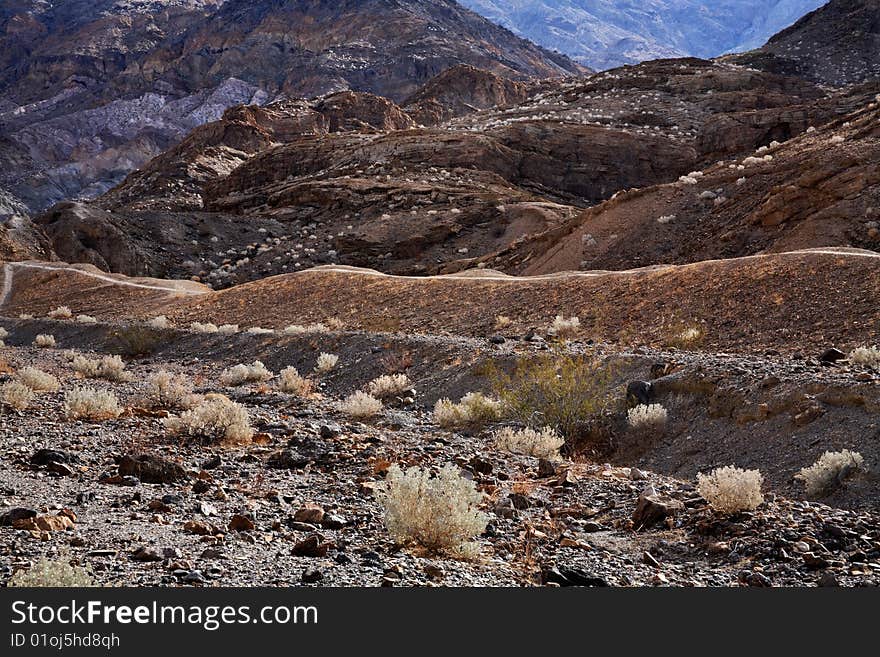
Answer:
[164,394,253,443]
[697,466,764,513]
[798,450,865,498]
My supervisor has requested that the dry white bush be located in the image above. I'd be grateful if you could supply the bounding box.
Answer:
[0,327,8,340]
[147,315,172,329]
[366,374,412,399]
[47,306,72,319]
[144,370,196,410]
[246,326,274,335]
[190,322,219,333]
[697,466,764,513]
[71,354,128,382]
[325,317,345,330]
[9,557,93,587]
[798,450,865,498]
[64,386,123,420]
[34,334,56,348]
[494,426,564,461]
[18,313,33,320]
[434,392,501,429]
[219,360,272,386]
[548,315,580,339]
[217,324,239,334]
[494,315,513,330]
[379,463,487,558]
[164,394,253,443]
[278,367,314,396]
[315,352,339,373]
[283,323,329,335]
[17,367,60,392]
[627,404,668,431]
[677,327,702,344]
[339,391,383,419]
[2,381,34,410]
[76,314,97,324]
[849,347,880,368]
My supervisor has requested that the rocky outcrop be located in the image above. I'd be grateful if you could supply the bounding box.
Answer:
[728,0,880,86]
[0,0,583,213]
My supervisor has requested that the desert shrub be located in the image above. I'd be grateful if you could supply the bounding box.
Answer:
[697,466,764,513]
[34,334,56,348]
[494,426,564,461]
[548,315,580,339]
[325,317,345,330]
[64,386,123,420]
[17,367,60,392]
[110,325,163,357]
[190,322,219,333]
[146,315,172,329]
[219,361,272,386]
[2,381,34,410]
[339,391,383,419]
[71,354,128,382]
[144,370,195,410]
[278,367,313,396]
[76,314,97,324]
[366,374,412,399]
[283,323,329,335]
[164,394,253,443]
[433,392,501,429]
[217,324,239,334]
[849,347,880,368]
[47,306,72,319]
[797,450,865,498]
[9,557,93,587]
[246,326,274,335]
[494,315,513,330]
[315,352,339,373]
[627,404,668,431]
[18,314,33,320]
[490,353,612,439]
[379,463,487,559]
[0,327,8,340]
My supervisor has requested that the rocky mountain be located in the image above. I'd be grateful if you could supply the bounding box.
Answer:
[729,0,880,86]
[33,57,865,286]
[460,1,826,70]
[0,0,583,213]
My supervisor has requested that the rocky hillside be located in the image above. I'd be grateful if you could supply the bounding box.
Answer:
[729,0,880,86]
[30,58,860,286]
[0,0,583,213]
[461,1,825,69]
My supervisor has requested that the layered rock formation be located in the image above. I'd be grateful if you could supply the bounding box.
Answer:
[0,0,583,212]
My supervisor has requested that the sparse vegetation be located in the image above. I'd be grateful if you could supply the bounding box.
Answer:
[34,334,56,348]
[548,315,580,339]
[849,347,880,368]
[627,404,668,431]
[797,450,865,498]
[9,557,93,587]
[339,391,383,419]
[379,463,487,559]
[219,361,272,386]
[64,386,123,420]
[490,353,612,439]
[283,323,329,335]
[111,325,163,357]
[165,394,253,443]
[697,466,764,513]
[278,367,314,397]
[47,306,72,319]
[2,381,34,410]
[434,392,501,429]
[246,327,274,335]
[16,367,60,392]
[315,352,339,373]
[494,426,564,461]
[144,370,196,410]
[494,315,512,330]
[366,373,412,399]
[217,324,239,334]
[190,322,219,333]
[147,315,172,329]
[71,354,128,382]
[76,314,97,324]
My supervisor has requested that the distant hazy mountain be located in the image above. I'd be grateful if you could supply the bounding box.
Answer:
[460,0,827,69]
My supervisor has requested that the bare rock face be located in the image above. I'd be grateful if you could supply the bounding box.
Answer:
[403,64,531,126]
[729,0,880,87]
[0,0,583,213]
